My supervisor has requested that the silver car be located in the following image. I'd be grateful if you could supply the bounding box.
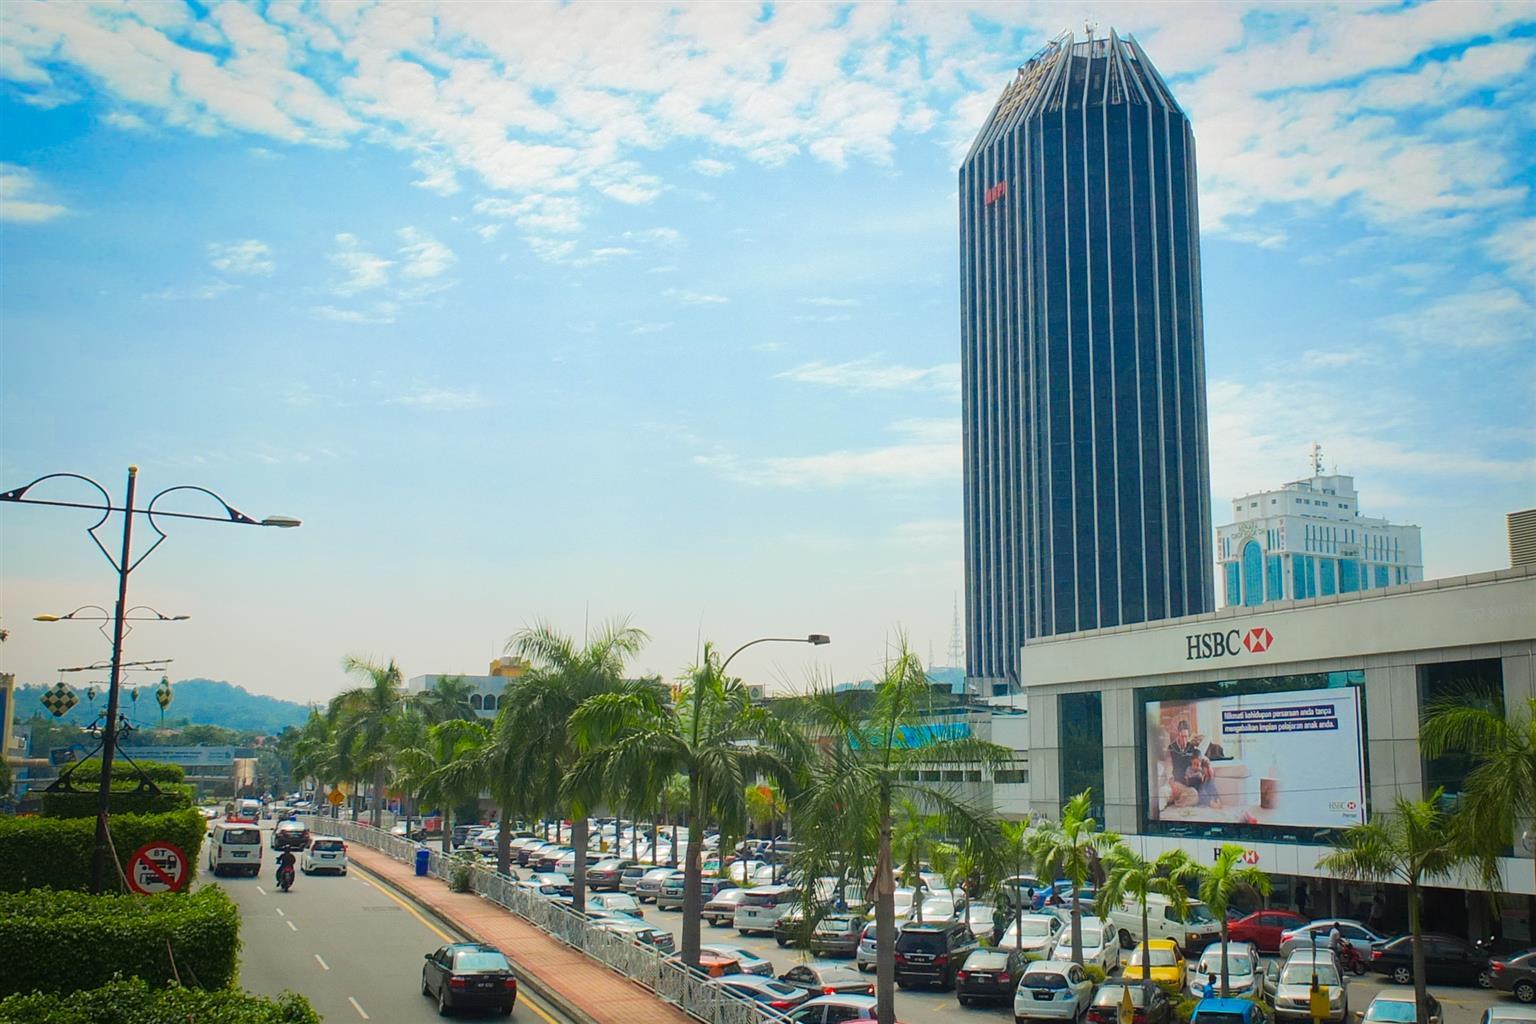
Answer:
[1187,941,1263,1000]
[1278,920,1385,959]
[1272,960,1348,1023]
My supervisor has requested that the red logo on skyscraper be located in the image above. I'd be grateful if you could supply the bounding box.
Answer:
[1242,627,1273,653]
[985,180,1008,206]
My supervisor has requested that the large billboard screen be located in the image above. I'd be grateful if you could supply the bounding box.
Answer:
[1143,685,1366,831]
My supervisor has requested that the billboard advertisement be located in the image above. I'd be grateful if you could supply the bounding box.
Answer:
[1143,685,1366,831]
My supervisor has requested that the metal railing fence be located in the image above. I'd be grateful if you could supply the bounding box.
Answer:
[303,817,780,1024]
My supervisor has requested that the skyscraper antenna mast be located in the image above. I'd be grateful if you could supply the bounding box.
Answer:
[1310,442,1325,476]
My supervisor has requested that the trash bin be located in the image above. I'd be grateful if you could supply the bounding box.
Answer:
[415,847,431,877]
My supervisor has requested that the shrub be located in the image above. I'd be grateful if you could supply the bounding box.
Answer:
[0,888,240,996]
[0,976,318,1024]
[1084,964,1108,985]
[42,783,196,818]
[0,808,206,892]
[448,849,480,892]
[61,759,187,784]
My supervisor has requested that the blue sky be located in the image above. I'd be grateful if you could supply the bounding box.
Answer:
[2,1,1532,705]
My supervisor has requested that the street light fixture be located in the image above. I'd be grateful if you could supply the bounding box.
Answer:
[1,465,299,893]
[719,633,831,675]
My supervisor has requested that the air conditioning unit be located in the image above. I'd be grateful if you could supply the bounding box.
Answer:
[746,684,766,702]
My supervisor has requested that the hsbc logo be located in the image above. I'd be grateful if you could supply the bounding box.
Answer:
[984,180,1008,206]
[1186,627,1276,661]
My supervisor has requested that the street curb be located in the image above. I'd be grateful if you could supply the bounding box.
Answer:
[351,858,602,1024]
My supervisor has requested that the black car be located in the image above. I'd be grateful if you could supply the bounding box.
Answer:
[1368,933,1489,987]
[1086,981,1175,1024]
[956,946,1029,1006]
[1488,947,1536,1003]
[893,920,978,989]
[271,821,309,851]
[779,962,874,997]
[421,942,517,1016]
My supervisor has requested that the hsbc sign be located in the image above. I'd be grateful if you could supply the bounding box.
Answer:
[1185,626,1275,661]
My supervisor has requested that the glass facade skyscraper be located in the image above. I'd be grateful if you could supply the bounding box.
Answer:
[960,31,1214,691]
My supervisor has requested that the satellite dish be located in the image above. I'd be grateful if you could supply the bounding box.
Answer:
[1521,831,1535,853]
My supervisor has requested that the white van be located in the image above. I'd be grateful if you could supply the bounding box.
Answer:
[734,884,800,936]
[207,822,264,877]
[1108,892,1221,953]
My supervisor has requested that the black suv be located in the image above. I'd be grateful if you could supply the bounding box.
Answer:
[894,921,977,989]
[271,821,310,851]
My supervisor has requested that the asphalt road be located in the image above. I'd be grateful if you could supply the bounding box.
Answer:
[206,820,575,1024]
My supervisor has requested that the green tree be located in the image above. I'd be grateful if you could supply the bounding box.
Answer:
[745,780,789,881]
[1097,844,1195,1003]
[492,618,648,914]
[892,798,942,923]
[1317,791,1496,1024]
[413,719,491,854]
[414,675,480,724]
[290,712,338,800]
[659,773,689,863]
[568,641,806,969]
[996,819,1034,945]
[1421,693,1536,896]
[1027,789,1119,966]
[329,656,406,827]
[1195,844,1272,996]
[790,639,1007,1024]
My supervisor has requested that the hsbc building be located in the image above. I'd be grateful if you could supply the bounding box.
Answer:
[996,563,1536,940]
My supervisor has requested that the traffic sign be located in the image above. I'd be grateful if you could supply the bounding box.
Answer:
[327,788,345,807]
[126,841,190,894]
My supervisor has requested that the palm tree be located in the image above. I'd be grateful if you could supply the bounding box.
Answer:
[790,639,1008,1024]
[746,781,789,880]
[415,675,480,724]
[892,798,941,923]
[1421,693,1536,896]
[998,819,1033,946]
[290,711,338,801]
[330,656,405,827]
[1196,844,1272,996]
[659,773,689,864]
[568,641,807,969]
[415,719,491,855]
[1317,791,1497,1024]
[1027,789,1119,966]
[491,618,648,914]
[1097,844,1196,1003]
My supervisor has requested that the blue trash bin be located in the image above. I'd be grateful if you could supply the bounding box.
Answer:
[415,846,431,876]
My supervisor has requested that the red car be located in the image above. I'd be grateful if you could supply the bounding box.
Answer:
[1227,910,1309,952]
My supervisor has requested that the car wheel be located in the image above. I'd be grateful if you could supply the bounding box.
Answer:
[776,937,788,948]
[437,986,451,1016]
[1390,966,1412,985]
[422,971,431,996]
[500,1003,514,1017]
[959,996,971,1006]
[1513,980,1536,1003]
[1476,969,1492,989]
[1119,930,1135,950]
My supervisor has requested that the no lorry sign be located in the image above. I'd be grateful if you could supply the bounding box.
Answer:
[126,841,190,894]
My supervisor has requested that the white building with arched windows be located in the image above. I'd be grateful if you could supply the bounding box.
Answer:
[1216,471,1422,608]
[406,658,529,719]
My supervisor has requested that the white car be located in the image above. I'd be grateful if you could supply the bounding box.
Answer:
[300,837,347,875]
[1049,917,1121,974]
[1187,941,1262,1000]
[999,913,1065,960]
[1014,960,1094,1022]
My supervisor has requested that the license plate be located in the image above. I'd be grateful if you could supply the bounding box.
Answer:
[972,973,993,982]
[232,852,248,858]
[1033,990,1055,1000]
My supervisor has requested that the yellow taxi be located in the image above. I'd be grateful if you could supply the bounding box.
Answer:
[1122,939,1187,990]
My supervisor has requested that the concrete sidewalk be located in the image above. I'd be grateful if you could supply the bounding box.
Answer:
[346,844,696,1024]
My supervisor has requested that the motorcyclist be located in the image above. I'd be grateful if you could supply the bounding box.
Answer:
[276,849,297,888]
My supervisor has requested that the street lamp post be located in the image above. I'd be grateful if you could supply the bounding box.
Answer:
[1,465,299,893]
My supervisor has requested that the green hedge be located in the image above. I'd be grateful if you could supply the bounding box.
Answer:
[0,888,240,996]
[42,783,196,818]
[0,976,317,1024]
[0,807,206,892]
[63,759,187,784]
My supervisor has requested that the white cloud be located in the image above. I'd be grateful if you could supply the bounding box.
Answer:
[312,302,397,325]
[474,223,502,241]
[208,239,274,276]
[664,288,727,306]
[1378,282,1535,349]
[410,153,461,196]
[628,321,672,335]
[624,227,683,248]
[799,297,859,307]
[1300,348,1367,369]
[0,163,67,222]
[697,419,959,488]
[396,227,456,278]
[474,194,585,234]
[146,280,237,301]
[389,386,488,410]
[102,110,148,131]
[1485,218,1536,294]
[691,158,733,176]
[778,359,959,396]
[328,233,392,295]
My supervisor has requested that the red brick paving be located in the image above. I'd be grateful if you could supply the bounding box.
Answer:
[347,843,695,1024]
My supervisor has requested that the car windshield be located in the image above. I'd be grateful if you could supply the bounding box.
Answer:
[1201,954,1254,974]
[1282,966,1341,987]
[966,951,1011,969]
[605,895,638,908]
[897,931,947,953]
[1020,919,1053,937]
[1096,986,1149,1008]
[1077,926,1103,946]
[1184,904,1217,924]
[312,840,343,851]
[454,952,511,972]
[1027,972,1069,990]
[223,829,260,845]
[1195,1013,1250,1024]
[818,917,856,932]
[1137,948,1177,967]
[1365,1002,1420,1023]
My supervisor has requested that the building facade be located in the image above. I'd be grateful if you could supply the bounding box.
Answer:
[1217,471,1423,607]
[960,30,1214,695]
[407,657,529,719]
[1008,564,1536,940]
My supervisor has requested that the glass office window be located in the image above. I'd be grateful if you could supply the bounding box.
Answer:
[1242,541,1263,606]
[1059,691,1105,820]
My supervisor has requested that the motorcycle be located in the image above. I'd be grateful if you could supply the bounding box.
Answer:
[276,863,295,893]
[1337,941,1367,976]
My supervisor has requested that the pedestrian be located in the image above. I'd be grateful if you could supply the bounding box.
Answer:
[992,902,1009,946]
[1296,883,1311,919]
[1368,893,1386,933]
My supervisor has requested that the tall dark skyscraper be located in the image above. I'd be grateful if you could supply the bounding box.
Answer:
[960,30,1214,691]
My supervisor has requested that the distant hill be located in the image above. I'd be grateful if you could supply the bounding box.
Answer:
[15,678,310,735]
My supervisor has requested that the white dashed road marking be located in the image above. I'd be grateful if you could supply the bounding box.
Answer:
[286,920,297,932]
[348,996,370,1019]
[256,885,267,896]
[275,907,285,917]
[314,954,329,971]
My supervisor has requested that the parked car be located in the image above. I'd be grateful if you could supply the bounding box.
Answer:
[300,837,347,875]
[1049,916,1121,974]
[271,820,309,851]
[1359,991,1443,1024]
[810,914,866,958]
[736,884,801,937]
[705,973,811,1011]
[1111,893,1223,954]
[586,858,636,891]
[586,892,644,918]
[1190,997,1269,1024]
[1278,921,1386,960]
[450,824,478,849]
[703,887,750,926]
[1228,910,1310,953]
[776,906,809,948]
[659,874,726,911]
[1000,913,1066,960]
[1368,933,1489,987]
[893,920,977,989]
[1086,981,1174,1024]
[1272,960,1348,1023]
[1187,942,1264,1000]
[1123,939,1188,991]
[782,994,878,1023]
[589,916,675,954]
[420,942,517,1017]
[1480,1007,1536,1024]
[956,946,1029,1006]
[780,962,874,997]
[633,867,680,901]
[1014,960,1095,1023]
[856,922,884,973]
[1488,948,1536,1003]
[702,944,773,977]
